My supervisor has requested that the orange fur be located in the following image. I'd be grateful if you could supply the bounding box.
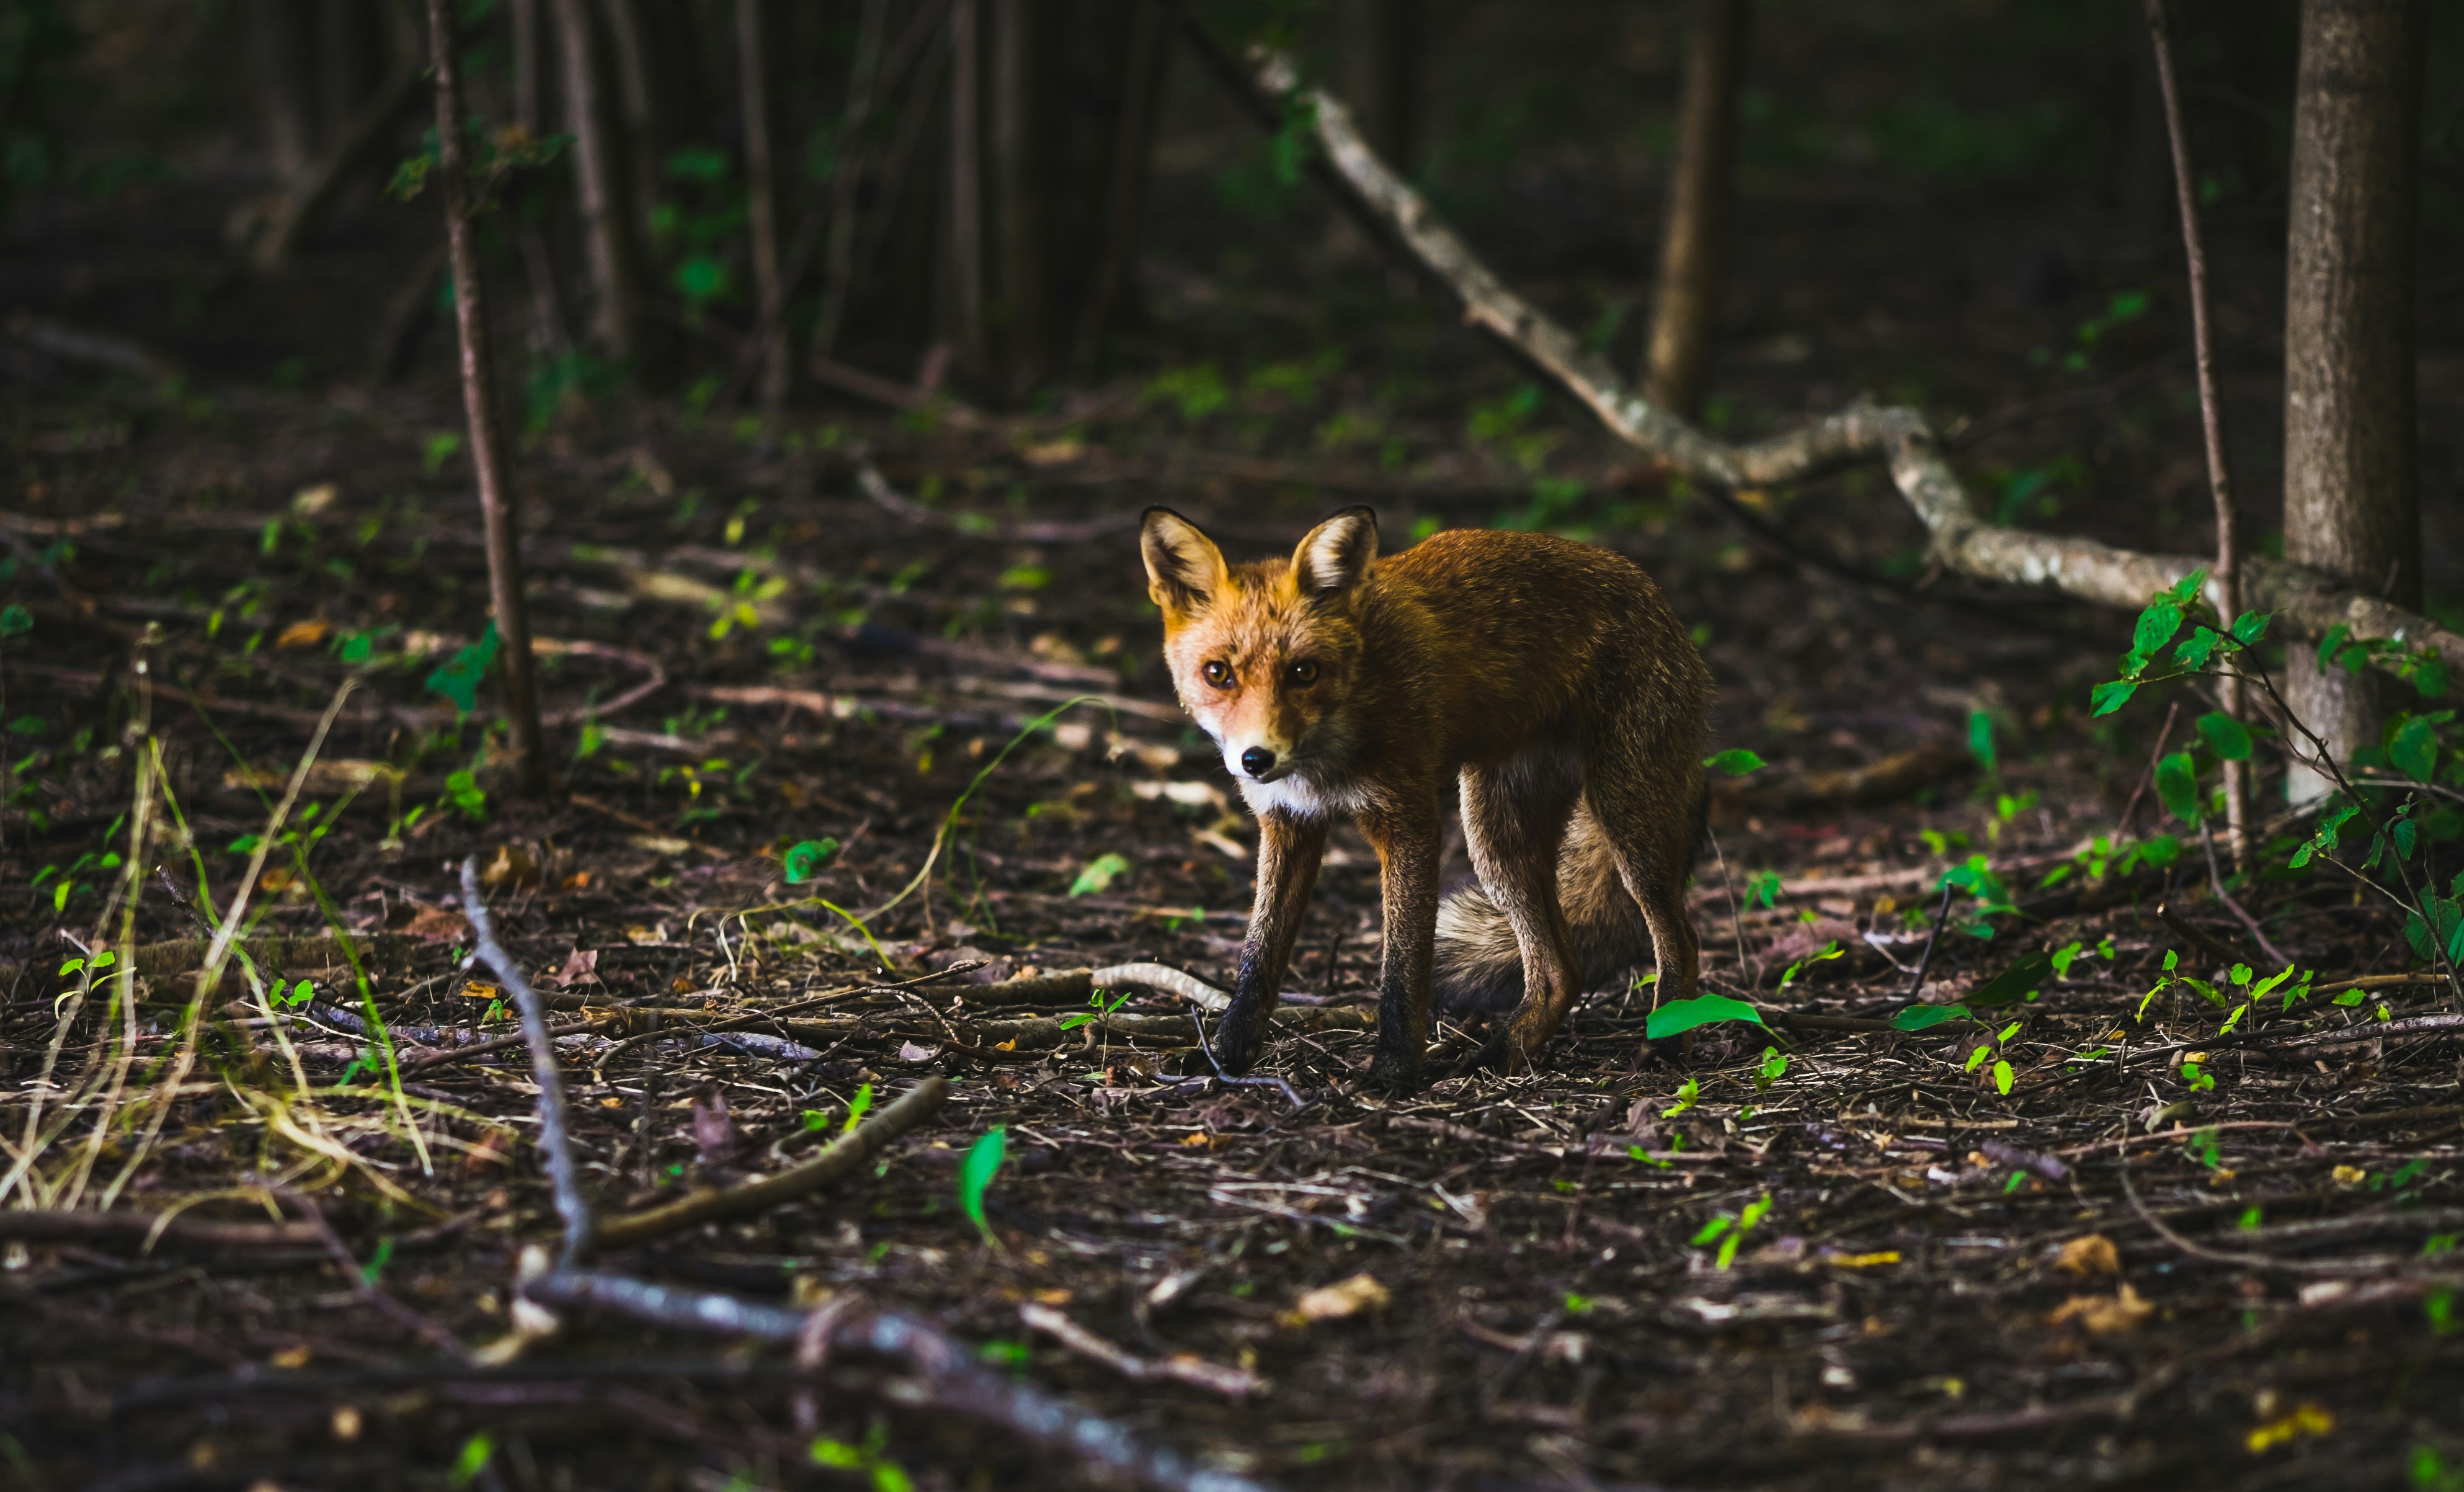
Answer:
[1142,506,1711,1088]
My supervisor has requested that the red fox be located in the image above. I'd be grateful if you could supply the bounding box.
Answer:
[1141,505,1711,1089]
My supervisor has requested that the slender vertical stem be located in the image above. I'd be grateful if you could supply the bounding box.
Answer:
[948,0,987,378]
[737,0,788,418]
[811,0,889,367]
[1643,0,1748,419]
[429,0,548,795]
[2146,0,2247,865]
[551,0,639,364]
[1073,0,1169,374]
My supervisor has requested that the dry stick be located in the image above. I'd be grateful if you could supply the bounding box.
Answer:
[2199,819,2291,968]
[280,1188,473,1361]
[736,0,788,419]
[427,0,547,795]
[1018,1302,1262,1399]
[594,1077,948,1249]
[460,859,1282,1492]
[2113,1133,2396,1277]
[1903,879,1957,999]
[2114,699,2181,840]
[1168,19,2464,687]
[2147,0,2249,866]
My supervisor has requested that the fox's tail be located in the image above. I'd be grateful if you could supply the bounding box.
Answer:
[1431,792,1703,1012]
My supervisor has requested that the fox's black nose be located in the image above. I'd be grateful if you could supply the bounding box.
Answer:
[1240,746,1276,777]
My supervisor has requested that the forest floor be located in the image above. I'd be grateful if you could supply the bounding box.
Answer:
[6,146,2464,1491]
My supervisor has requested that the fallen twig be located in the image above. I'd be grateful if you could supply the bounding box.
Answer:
[1018,1302,1265,1398]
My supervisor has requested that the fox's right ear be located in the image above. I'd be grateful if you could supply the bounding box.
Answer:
[1141,507,1231,615]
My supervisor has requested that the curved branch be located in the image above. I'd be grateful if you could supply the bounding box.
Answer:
[1197,32,2464,681]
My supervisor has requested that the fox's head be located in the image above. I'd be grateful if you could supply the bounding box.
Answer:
[1141,505,1379,788]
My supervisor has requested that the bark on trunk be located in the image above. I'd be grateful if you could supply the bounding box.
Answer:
[737,0,789,417]
[249,0,316,183]
[1642,0,1748,420]
[811,0,891,367]
[2282,0,2427,801]
[552,0,642,364]
[426,0,548,795]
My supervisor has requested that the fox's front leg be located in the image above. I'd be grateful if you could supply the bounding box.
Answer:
[1214,811,1328,1074]
[1360,802,1441,1094]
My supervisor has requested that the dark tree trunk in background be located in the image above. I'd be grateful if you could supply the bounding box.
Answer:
[1074,0,1169,373]
[427,0,547,796]
[2282,0,2427,800]
[1643,0,1748,420]
[1340,0,1421,176]
[737,0,789,417]
[248,0,315,182]
[989,0,1050,393]
[598,0,668,277]
[315,0,379,145]
[512,0,544,135]
[553,0,643,365]
[948,0,989,378]
[811,0,891,367]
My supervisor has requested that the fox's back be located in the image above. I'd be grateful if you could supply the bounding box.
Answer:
[1359,528,1700,759]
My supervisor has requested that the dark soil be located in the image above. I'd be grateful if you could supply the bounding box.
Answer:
[7,5,2464,1490]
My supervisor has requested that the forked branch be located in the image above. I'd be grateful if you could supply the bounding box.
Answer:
[1176,22,2464,682]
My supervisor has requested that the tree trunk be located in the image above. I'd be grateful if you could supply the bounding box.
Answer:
[426,0,548,796]
[247,0,316,183]
[512,0,544,134]
[552,0,642,365]
[810,0,890,368]
[989,0,1049,394]
[1340,0,1421,176]
[1073,0,1170,373]
[1642,0,1747,420]
[737,0,789,418]
[2281,0,2427,801]
[948,0,988,379]
[597,0,668,277]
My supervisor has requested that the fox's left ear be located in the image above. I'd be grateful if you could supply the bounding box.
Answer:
[1142,506,1232,614]
[1291,506,1378,601]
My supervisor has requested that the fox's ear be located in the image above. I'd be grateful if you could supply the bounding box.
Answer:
[1142,506,1230,614]
[1291,506,1378,600]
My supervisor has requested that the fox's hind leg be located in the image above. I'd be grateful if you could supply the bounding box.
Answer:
[1459,741,1585,1074]
[1585,751,1704,1009]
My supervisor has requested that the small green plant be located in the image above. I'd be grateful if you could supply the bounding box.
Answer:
[958,1126,1007,1246]
[1059,987,1131,1032]
[1691,1193,1773,1269]
[1644,994,1763,1041]
[809,1423,915,1492]
[783,838,838,883]
[1069,851,1131,896]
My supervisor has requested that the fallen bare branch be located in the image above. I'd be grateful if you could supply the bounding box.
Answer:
[1188,28,2464,680]
[1019,1301,1265,1398]
[593,1076,948,1249]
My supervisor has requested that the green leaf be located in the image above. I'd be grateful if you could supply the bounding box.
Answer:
[0,605,30,638]
[2089,679,2137,717]
[1992,1059,2014,1096]
[1644,994,1766,1040]
[811,1441,865,1469]
[2154,750,2202,824]
[958,1126,1007,1244]
[783,838,839,883]
[424,620,501,717]
[842,1082,873,1133]
[1890,1003,1972,1031]
[2392,715,2440,781]
[2195,712,2253,762]
[449,1434,495,1490]
[1702,748,1766,777]
[2133,602,2184,665]
[1967,709,1996,771]
[1967,951,2056,1008]
[2416,657,2450,699]
[2230,611,2271,646]
[2158,568,2207,608]
[1069,851,1131,896]
[2316,623,2351,672]
[1662,1076,1701,1116]
[2174,626,2222,669]
[1689,1215,1733,1246]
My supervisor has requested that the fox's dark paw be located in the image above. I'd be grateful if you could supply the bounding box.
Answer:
[1208,1017,1266,1076]
[1368,1045,1423,1096]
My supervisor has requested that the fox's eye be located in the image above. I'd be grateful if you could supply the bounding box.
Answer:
[1202,660,1233,689]
[1285,660,1319,687]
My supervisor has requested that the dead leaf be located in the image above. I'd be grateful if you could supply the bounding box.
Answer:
[691,1088,737,1164]
[2246,1403,2334,1453]
[897,1041,938,1063]
[461,1131,509,1177]
[1019,439,1085,467]
[459,981,504,1003]
[625,924,666,945]
[258,867,296,893]
[2331,1164,2367,1187]
[274,617,330,649]
[562,870,594,890]
[545,948,600,989]
[481,842,540,889]
[269,1343,312,1370]
[1291,1272,1389,1324]
[290,482,338,515]
[401,904,473,942]
[2054,1234,2120,1277]
[2047,1282,2152,1336]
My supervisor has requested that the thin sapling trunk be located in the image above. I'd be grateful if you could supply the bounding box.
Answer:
[737,0,789,419]
[2146,0,2248,865]
[427,0,549,795]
